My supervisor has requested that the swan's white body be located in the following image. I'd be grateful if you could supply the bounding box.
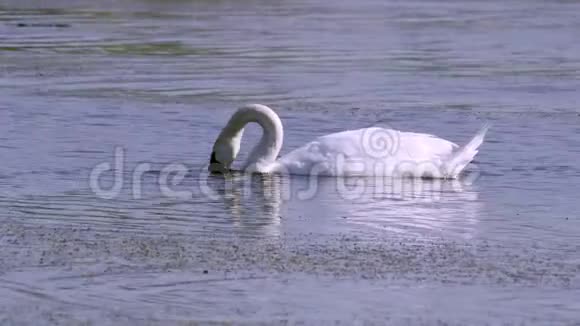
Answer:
[209,104,488,178]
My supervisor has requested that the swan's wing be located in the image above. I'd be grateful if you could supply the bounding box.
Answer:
[285,128,458,160]
[276,128,458,176]
[276,129,366,175]
[396,131,458,161]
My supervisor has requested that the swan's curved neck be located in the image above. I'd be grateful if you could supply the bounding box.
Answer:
[218,104,283,170]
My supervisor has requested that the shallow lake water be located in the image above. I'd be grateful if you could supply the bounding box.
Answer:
[1,0,580,324]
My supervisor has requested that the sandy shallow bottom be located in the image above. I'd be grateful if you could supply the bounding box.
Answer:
[1,222,578,325]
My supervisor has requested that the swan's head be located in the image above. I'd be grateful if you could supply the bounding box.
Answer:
[208,132,242,173]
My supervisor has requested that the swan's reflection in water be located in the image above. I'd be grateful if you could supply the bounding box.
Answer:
[206,172,482,240]
[206,172,284,237]
[291,173,481,238]
[287,174,482,239]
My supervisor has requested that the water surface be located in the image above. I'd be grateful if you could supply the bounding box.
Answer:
[1,0,580,324]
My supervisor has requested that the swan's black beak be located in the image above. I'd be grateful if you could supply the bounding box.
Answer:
[208,152,227,173]
[210,152,219,164]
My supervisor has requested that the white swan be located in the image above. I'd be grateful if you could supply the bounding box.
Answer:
[209,104,488,178]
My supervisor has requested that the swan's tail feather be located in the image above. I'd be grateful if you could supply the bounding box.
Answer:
[446,123,490,178]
